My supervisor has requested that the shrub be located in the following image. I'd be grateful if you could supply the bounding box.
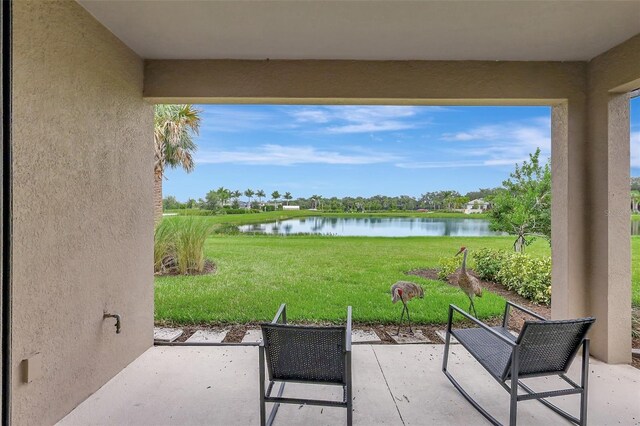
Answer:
[154,218,215,275]
[437,256,461,281]
[496,254,551,304]
[212,223,241,235]
[224,208,247,215]
[472,248,509,282]
[472,248,551,305]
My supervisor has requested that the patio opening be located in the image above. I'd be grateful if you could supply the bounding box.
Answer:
[152,104,557,345]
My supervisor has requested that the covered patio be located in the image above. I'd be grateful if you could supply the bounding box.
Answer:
[3,1,640,425]
[58,345,640,425]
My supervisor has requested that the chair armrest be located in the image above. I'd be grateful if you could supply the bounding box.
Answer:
[271,303,287,324]
[345,306,352,352]
[505,301,547,323]
[448,304,516,347]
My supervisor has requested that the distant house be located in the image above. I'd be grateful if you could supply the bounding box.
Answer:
[283,205,300,210]
[464,198,491,214]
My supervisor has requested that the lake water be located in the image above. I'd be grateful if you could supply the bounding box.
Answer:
[239,216,506,237]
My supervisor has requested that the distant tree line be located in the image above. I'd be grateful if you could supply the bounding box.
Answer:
[163,187,502,212]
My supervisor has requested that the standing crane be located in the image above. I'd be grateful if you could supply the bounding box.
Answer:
[390,281,424,335]
[455,246,483,317]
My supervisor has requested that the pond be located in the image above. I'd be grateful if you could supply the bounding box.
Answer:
[239,216,506,237]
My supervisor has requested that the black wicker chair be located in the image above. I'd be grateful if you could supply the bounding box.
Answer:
[442,301,595,426]
[259,304,353,426]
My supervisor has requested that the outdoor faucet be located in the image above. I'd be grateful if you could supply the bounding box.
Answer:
[103,312,121,334]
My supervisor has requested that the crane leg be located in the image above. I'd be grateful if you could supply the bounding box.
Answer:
[406,304,413,334]
[469,298,478,317]
[397,304,406,335]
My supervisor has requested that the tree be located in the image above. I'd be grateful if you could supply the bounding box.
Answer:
[271,191,280,209]
[256,189,266,210]
[154,104,201,222]
[631,177,640,191]
[243,189,255,210]
[284,192,293,205]
[216,187,231,207]
[203,189,222,211]
[489,148,551,252]
[631,190,640,213]
[232,190,242,204]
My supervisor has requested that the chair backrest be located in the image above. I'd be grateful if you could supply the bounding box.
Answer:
[261,324,347,384]
[502,317,595,380]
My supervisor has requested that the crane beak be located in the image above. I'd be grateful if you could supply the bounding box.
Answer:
[455,248,464,256]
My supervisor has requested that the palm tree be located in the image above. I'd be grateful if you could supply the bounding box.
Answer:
[217,187,231,207]
[284,192,293,205]
[244,189,255,210]
[154,104,201,222]
[232,190,242,205]
[271,191,280,210]
[256,189,266,210]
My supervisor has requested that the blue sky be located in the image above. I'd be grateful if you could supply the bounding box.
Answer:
[164,100,640,201]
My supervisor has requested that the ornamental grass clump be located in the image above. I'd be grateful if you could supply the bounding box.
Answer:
[154,218,214,275]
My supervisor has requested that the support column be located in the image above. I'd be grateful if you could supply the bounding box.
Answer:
[585,91,631,363]
[551,100,589,322]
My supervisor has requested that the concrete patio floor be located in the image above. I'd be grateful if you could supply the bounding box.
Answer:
[58,345,640,425]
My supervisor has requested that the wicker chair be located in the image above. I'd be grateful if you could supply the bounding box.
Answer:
[442,301,595,426]
[259,304,353,426]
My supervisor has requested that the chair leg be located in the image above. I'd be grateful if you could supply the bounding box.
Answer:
[509,349,519,426]
[259,346,266,426]
[580,340,590,426]
[346,351,353,426]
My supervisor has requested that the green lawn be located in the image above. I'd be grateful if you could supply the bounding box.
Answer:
[155,235,550,325]
[155,220,640,325]
[633,236,640,306]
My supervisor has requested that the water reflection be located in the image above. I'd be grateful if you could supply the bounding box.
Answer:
[239,216,506,237]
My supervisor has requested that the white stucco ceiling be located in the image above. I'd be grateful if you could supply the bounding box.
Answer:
[78,0,640,61]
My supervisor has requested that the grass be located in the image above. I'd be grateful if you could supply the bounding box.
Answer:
[155,235,551,325]
[155,216,640,325]
[633,236,640,307]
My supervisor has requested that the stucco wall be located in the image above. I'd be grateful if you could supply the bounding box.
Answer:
[11,1,153,424]
[585,34,640,363]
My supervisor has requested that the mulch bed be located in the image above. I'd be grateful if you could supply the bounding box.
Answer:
[155,259,217,277]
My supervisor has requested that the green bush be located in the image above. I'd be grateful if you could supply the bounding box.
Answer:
[472,248,551,305]
[212,223,241,235]
[437,256,461,281]
[472,248,509,282]
[154,218,215,275]
[224,208,247,215]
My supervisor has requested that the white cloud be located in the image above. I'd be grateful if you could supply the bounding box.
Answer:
[290,106,430,134]
[438,117,551,168]
[195,144,401,166]
[632,131,640,168]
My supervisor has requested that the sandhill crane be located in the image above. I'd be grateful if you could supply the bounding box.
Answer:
[455,246,483,317]
[390,281,424,335]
